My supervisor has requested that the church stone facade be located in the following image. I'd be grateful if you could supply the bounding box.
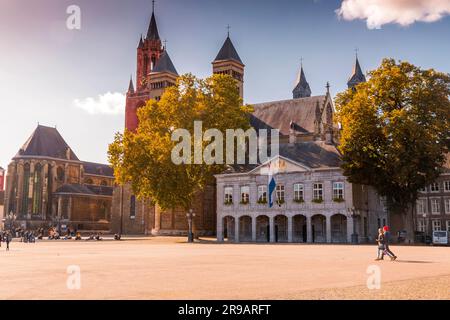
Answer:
[3,125,114,232]
[109,5,391,243]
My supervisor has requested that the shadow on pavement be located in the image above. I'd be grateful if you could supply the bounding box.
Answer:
[395,260,434,264]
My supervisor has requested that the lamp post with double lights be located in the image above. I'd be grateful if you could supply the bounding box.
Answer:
[186,209,196,243]
[347,207,360,244]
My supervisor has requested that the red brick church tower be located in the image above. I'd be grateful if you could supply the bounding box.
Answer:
[125,2,163,132]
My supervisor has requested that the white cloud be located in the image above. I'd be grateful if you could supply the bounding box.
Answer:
[336,0,450,29]
[73,92,125,115]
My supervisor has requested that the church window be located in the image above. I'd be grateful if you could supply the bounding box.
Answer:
[240,186,250,204]
[21,163,31,215]
[130,195,136,219]
[32,164,42,214]
[294,184,304,202]
[313,183,323,201]
[224,187,233,205]
[57,167,65,182]
[333,182,344,200]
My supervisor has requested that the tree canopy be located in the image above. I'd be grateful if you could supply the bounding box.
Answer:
[108,74,252,210]
[335,58,450,234]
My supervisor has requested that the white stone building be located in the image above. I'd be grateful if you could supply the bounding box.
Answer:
[215,142,388,243]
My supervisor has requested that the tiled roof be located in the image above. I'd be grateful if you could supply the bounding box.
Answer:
[251,96,326,136]
[152,50,178,75]
[214,36,243,64]
[83,162,114,177]
[278,141,341,169]
[55,184,113,197]
[15,125,79,161]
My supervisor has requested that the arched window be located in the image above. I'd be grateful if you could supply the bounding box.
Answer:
[85,178,93,185]
[32,163,42,214]
[101,180,108,186]
[130,195,136,219]
[21,163,30,216]
[57,167,65,182]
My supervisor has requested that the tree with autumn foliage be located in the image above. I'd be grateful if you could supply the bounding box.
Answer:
[108,73,252,211]
[335,59,450,241]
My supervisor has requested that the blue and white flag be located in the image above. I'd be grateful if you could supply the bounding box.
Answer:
[268,162,277,208]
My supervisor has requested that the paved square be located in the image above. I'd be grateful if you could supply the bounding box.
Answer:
[0,237,449,300]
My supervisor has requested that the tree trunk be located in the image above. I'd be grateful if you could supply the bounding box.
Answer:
[389,204,415,244]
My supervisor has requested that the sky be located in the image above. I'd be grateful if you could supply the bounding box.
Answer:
[1,0,450,169]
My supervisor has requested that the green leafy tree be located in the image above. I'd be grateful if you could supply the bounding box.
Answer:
[108,74,252,210]
[335,59,450,239]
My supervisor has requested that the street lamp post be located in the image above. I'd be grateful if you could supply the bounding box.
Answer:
[347,207,360,245]
[186,209,196,243]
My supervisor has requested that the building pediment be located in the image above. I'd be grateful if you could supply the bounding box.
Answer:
[251,155,311,176]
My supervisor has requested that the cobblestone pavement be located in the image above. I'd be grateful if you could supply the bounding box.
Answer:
[0,237,449,300]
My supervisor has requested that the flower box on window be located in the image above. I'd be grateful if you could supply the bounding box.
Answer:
[312,198,324,204]
[276,199,285,205]
[240,200,249,205]
[257,199,268,205]
[224,200,233,206]
[294,198,305,204]
[333,198,345,203]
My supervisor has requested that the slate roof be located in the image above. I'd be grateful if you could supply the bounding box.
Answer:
[214,36,243,64]
[293,67,312,98]
[15,125,79,161]
[278,142,341,169]
[152,50,178,75]
[82,162,114,177]
[55,184,113,197]
[347,57,366,88]
[250,95,326,136]
[146,12,160,40]
[218,141,341,175]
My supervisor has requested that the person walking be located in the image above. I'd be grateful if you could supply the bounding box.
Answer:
[383,226,397,261]
[5,232,11,251]
[375,228,386,261]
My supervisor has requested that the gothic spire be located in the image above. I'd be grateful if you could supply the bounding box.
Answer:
[138,35,144,48]
[347,55,366,89]
[128,76,135,93]
[146,1,160,40]
[293,65,312,99]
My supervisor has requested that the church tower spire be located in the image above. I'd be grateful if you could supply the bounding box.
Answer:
[347,53,366,89]
[147,1,160,41]
[136,1,163,92]
[212,29,245,99]
[293,63,312,99]
[126,1,164,132]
